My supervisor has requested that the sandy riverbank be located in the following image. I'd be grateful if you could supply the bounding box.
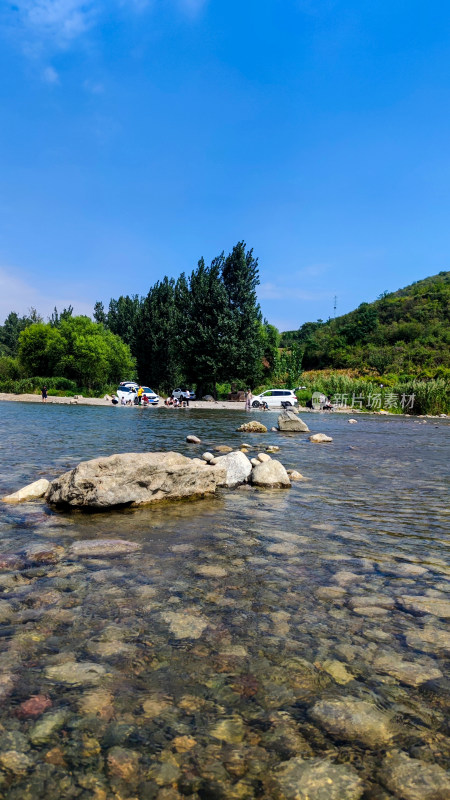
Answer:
[1,392,445,417]
[0,392,252,410]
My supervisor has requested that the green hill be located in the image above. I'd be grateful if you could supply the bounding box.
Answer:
[281,270,450,379]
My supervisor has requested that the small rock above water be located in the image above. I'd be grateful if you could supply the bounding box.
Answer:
[69,539,141,558]
[277,410,310,433]
[214,450,252,488]
[2,479,49,504]
[267,756,364,800]
[379,752,450,800]
[309,433,333,443]
[186,435,201,444]
[310,697,394,747]
[251,459,291,488]
[236,420,268,433]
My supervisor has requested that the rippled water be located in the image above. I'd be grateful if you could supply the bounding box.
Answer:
[0,402,449,799]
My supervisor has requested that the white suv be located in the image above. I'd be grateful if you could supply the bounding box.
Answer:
[251,389,298,408]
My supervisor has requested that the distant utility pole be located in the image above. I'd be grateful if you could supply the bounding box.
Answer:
[333,295,337,317]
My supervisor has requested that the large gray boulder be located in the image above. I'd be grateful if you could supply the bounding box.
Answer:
[251,458,291,488]
[214,450,252,488]
[46,452,226,509]
[277,410,310,432]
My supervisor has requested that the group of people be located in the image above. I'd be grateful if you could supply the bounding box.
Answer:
[164,396,188,408]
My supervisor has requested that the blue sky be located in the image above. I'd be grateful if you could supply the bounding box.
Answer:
[1,1,449,330]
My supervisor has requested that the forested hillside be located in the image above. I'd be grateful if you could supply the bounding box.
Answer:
[282,271,450,378]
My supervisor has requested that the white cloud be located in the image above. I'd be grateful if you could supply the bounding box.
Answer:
[16,1,97,46]
[178,0,208,16]
[83,78,104,94]
[43,65,60,83]
[0,266,93,323]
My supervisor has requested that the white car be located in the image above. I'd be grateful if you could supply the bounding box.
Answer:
[116,382,159,404]
[251,389,298,408]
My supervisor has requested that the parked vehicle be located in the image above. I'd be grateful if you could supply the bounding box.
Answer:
[172,388,196,401]
[251,389,298,408]
[116,382,159,404]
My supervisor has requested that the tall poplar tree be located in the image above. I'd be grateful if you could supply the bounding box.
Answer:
[136,277,180,392]
[221,241,262,387]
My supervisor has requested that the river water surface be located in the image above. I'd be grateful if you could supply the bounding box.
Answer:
[0,403,449,799]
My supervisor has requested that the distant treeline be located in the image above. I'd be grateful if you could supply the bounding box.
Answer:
[0,242,301,395]
[281,271,450,379]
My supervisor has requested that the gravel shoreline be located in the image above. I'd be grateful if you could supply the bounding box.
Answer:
[0,392,446,418]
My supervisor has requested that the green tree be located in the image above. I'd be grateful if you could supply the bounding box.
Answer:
[221,241,262,387]
[18,316,135,390]
[18,324,65,376]
[182,257,232,397]
[93,301,107,325]
[107,295,141,352]
[0,310,42,356]
[136,277,180,392]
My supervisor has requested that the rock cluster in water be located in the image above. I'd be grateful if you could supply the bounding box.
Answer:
[4,447,297,511]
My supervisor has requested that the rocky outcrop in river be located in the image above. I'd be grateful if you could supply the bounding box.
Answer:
[46,452,226,509]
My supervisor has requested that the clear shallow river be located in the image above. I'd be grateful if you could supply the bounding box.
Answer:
[0,402,449,799]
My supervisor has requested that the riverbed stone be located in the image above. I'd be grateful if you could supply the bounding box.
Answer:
[0,750,33,774]
[45,660,106,686]
[196,564,228,578]
[2,479,50,504]
[46,451,226,508]
[214,450,252,488]
[310,697,394,747]
[24,542,65,564]
[405,625,450,654]
[215,444,233,453]
[29,710,68,745]
[383,562,428,577]
[69,539,141,558]
[277,411,310,433]
[251,459,291,488]
[210,715,245,744]
[309,433,333,443]
[236,421,268,433]
[348,594,395,610]
[202,452,214,462]
[379,752,450,800]
[78,689,115,719]
[267,755,364,800]
[400,595,450,618]
[186,435,201,443]
[257,452,271,462]
[107,746,140,781]
[322,659,355,685]
[372,653,443,686]
[161,610,209,639]
[16,694,52,719]
[0,600,14,623]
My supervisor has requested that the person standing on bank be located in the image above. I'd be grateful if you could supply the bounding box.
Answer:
[185,389,190,406]
[41,385,48,403]
[245,389,252,411]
